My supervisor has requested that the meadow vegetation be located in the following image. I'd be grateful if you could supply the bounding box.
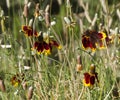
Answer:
[0,0,120,100]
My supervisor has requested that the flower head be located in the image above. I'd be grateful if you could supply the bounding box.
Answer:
[22,25,39,37]
[82,30,106,51]
[83,64,99,87]
[11,73,24,87]
[32,39,61,55]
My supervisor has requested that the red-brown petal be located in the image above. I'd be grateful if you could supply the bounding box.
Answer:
[90,76,95,85]
[43,42,50,50]
[22,25,29,31]
[34,42,39,49]
[27,30,33,36]
[84,73,90,84]
[50,40,59,47]
[37,43,44,52]
[82,36,92,49]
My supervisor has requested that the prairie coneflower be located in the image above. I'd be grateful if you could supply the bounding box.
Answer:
[32,40,61,55]
[83,64,99,87]
[82,30,106,51]
[11,73,24,87]
[22,25,39,37]
[32,41,51,55]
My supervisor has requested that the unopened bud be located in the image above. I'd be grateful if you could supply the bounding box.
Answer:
[29,19,33,27]
[27,2,32,8]
[90,64,95,74]
[45,5,50,13]
[45,13,50,27]
[0,79,6,92]
[76,64,82,72]
[45,5,50,27]
[77,55,82,65]
[27,86,33,100]
[23,4,28,17]
[22,81,27,90]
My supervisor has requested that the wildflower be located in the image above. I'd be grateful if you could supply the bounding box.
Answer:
[11,73,24,87]
[83,64,99,87]
[32,40,61,55]
[82,30,106,51]
[32,41,50,55]
[22,25,39,37]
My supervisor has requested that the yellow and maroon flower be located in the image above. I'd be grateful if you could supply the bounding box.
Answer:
[82,30,106,51]
[11,73,24,87]
[83,72,98,86]
[32,40,61,55]
[22,25,39,37]
[32,41,51,55]
[83,64,99,87]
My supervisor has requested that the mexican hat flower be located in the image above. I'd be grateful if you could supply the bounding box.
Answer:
[22,25,39,37]
[83,64,99,87]
[32,39,61,55]
[82,30,106,51]
[11,73,24,87]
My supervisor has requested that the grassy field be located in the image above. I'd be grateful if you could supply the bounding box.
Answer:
[0,0,120,100]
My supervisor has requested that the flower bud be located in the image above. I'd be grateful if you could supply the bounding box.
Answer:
[76,55,82,72]
[0,79,6,92]
[23,4,28,17]
[22,81,27,90]
[29,19,33,27]
[45,5,50,27]
[90,64,95,74]
[76,64,82,72]
[27,86,33,100]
